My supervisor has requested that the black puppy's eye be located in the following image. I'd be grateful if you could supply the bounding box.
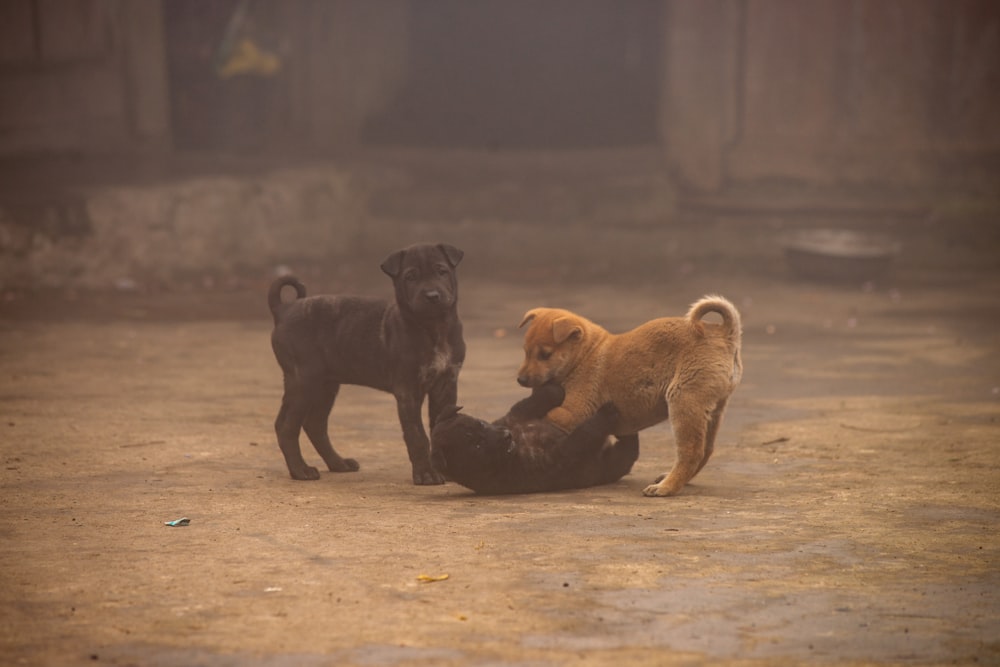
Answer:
[538,349,552,361]
[403,269,418,282]
[435,264,449,276]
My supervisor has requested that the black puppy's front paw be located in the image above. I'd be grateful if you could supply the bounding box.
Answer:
[413,465,446,485]
[290,465,321,481]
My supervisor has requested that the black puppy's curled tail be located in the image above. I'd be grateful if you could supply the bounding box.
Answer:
[268,276,307,324]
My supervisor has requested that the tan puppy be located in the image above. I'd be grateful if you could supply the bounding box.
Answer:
[517,296,742,497]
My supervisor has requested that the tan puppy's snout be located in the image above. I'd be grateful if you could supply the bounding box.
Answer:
[517,308,586,389]
[516,354,549,388]
[516,358,547,387]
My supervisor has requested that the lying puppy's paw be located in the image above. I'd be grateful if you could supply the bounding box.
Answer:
[533,383,566,406]
[596,402,621,421]
[414,467,446,485]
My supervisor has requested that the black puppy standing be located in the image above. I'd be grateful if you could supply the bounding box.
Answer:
[268,243,465,484]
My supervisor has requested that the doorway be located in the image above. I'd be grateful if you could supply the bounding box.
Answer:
[364,0,663,149]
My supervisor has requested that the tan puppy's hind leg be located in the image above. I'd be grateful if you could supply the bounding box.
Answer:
[643,396,708,497]
[694,397,728,477]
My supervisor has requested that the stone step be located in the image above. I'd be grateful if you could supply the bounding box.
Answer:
[354,148,676,225]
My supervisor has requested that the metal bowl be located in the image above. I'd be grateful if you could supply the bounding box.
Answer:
[780,228,901,283]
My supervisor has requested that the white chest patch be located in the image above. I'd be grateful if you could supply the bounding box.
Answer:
[429,349,451,374]
[421,346,456,384]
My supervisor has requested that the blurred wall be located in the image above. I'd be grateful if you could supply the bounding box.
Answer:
[0,0,998,192]
[163,0,410,153]
[0,0,170,154]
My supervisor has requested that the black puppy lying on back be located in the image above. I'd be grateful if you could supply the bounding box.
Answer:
[431,384,638,495]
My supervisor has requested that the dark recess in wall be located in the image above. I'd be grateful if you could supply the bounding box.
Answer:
[363,0,663,149]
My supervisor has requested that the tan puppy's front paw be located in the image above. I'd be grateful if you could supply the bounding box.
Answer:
[642,480,679,497]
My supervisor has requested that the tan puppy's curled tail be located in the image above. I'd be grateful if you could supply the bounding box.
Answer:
[687,295,742,346]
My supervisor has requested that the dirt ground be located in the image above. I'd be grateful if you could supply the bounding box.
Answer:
[1,215,999,666]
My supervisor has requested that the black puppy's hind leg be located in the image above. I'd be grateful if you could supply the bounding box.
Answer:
[275,374,321,480]
[694,397,728,477]
[612,433,640,460]
[550,403,620,460]
[586,431,640,486]
[302,382,359,473]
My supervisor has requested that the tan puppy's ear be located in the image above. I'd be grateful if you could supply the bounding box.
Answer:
[519,309,541,329]
[552,317,583,344]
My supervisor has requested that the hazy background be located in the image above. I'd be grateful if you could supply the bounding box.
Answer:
[0,0,998,292]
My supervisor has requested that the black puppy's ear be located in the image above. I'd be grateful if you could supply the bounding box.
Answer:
[438,244,464,268]
[436,405,463,422]
[380,249,406,278]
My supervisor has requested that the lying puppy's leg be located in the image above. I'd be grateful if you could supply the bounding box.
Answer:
[603,432,640,482]
[541,403,637,491]
[613,433,640,460]
[504,384,566,423]
[427,376,459,434]
[549,402,621,461]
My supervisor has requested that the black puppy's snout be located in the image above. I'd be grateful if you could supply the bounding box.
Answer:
[424,289,442,302]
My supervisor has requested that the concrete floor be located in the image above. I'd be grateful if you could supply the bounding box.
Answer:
[1,208,998,665]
